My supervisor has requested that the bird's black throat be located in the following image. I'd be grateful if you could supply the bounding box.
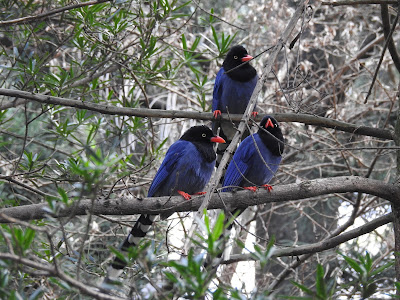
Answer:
[259,127,285,157]
[192,142,216,163]
[180,125,217,163]
[223,62,257,83]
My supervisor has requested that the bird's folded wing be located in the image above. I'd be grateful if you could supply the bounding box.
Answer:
[212,68,225,112]
[223,158,249,191]
[147,141,187,197]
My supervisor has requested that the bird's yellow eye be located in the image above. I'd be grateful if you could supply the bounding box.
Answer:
[233,56,238,59]
[202,133,206,137]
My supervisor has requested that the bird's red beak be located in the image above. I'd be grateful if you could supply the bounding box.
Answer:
[265,118,274,128]
[241,55,253,62]
[210,136,226,144]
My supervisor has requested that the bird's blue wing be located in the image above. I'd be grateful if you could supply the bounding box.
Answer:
[212,68,225,112]
[147,141,187,197]
[222,138,255,191]
[222,158,249,192]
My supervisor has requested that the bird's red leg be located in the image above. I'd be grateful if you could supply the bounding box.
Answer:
[213,110,222,119]
[262,184,273,192]
[194,192,206,195]
[178,190,192,200]
[243,186,258,192]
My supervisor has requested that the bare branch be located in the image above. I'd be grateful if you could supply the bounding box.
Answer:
[321,0,397,5]
[225,213,392,264]
[381,4,400,73]
[0,252,125,300]
[192,0,245,31]
[0,88,393,141]
[365,3,400,103]
[0,176,398,223]
[0,176,55,198]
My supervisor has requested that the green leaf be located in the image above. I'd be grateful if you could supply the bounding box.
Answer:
[57,188,69,204]
[211,26,220,51]
[48,277,71,290]
[291,281,314,296]
[315,264,326,298]
[109,247,127,265]
[22,228,35,251]
[370,261,394,277]
[340,253,363,274]
[211,212,225,241]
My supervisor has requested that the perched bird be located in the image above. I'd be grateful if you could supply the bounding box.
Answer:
[223,115,284,193]
[212,45,258,166]
[204,116,284,269]
[222,115,284,226]
[106,125,225,279]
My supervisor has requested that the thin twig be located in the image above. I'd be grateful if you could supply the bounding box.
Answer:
[0,0,113,26]
[321,0,397,5]
[365,5,399,103]
[192,0,245,31]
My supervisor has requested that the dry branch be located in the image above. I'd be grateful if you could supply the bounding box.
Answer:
[0,252,125,300]
[0,176,398,223]
[0,88,393,141]
[225,213,393,264]
[321,0,398,5]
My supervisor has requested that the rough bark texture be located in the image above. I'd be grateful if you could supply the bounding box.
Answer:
[1,176,399,223]
[393,85,400,289]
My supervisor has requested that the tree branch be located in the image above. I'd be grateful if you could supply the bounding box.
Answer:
[365,1,400,103]
[321,0,397,5]
[0,89,393,140]
[0,176,398,223]
[224,213,393,264]
[381,4,400,73]
[0,253,125,300]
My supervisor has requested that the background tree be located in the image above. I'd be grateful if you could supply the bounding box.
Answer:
[0,0,398,299]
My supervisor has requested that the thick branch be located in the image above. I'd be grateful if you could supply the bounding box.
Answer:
[0,88,393,140]
[1,176,398,223]
[224,213,393,264]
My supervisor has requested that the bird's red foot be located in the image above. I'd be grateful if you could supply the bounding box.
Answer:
[251,111,258,118]
[244,186,258,192]
[178,190,192,200]
[262,184,273,192]
[213,110,222,119]
[194,192,206,195]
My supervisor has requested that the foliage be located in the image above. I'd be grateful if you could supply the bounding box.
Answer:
[285,252,395,299]
[0,0,398,298]
[286,264,336,300]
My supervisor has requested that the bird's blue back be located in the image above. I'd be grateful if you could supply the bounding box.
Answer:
[222,133,282,191]
[212,67,258,115]
[148,140,215,197]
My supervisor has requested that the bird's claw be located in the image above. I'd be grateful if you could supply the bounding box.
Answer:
[251,111,258,118]
[194,192,206,195]
[262,184,273,192]
[244,186,258,192]
[213,110,222,119]
[178,190,192,200]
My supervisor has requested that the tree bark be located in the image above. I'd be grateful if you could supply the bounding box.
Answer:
[1,176,399,223]
[393,84,400,290]
[0,88,393,140]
